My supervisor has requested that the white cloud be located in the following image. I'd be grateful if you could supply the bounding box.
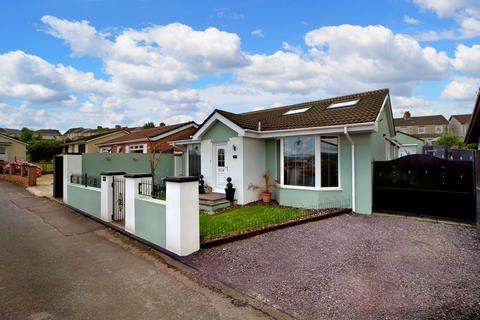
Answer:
[441,76,479,100]
[404,15,421,25]
[414,29,457,41]
[251,29,264,38]
[452,44,480,75]
[413,0,480,39]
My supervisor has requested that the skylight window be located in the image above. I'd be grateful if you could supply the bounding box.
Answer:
[327,99,359,109]
[283,107,310,115]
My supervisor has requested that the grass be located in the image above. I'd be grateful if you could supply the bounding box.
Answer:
[200,205,310,241]
[33,162,53,174]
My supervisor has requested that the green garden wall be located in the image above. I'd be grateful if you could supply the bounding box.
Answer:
[82,153,174,178]
[67,184,101,218]
[135,197,166,247]
[202,121,238,142]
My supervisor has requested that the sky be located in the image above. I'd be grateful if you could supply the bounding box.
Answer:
[0,0,479,132]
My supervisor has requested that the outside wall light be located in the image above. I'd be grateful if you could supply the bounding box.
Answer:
[232,144,237,151]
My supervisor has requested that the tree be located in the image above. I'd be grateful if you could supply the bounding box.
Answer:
[143,122,155,129]
[436,132,465,149]
[19,127,33,142]
[27,140,62,162]
[146,138,162,181]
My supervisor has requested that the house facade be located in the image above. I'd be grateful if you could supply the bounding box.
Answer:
[0,133,27,162]
[394,112,448,145]
[172,89,396,214]
[448,114,471,139]
[35,129,62,140]
[97,122,198,155]
[63,130,129,154]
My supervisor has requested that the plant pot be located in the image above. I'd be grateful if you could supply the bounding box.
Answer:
[225,188,236,201]
[199,185,205,194]
[262,191,271,203]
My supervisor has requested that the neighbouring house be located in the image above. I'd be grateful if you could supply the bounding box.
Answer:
[63,129,129,154]
[464,91,480,147]
[448,114,472,139]
[171,89,396,214]
[97,122,198,155]
[395,131,425,156]
[394,112,448,145]
[35,129,62,140]
[0,128,21,138]
[0,133,27,163]
[64,127,87,140]
[64,125,126,141]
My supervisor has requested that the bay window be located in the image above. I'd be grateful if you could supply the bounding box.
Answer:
[283,136,315,187]
[282,135,339,189]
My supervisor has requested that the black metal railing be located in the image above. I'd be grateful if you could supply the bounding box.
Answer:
[70,173,100,188]
[138,179,166,200]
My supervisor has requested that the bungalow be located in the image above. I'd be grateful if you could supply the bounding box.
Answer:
[97,122,198,154]
[0,133,27,162]
[63,129,129,154]
[449,114,472,139]
[172,89,396,214]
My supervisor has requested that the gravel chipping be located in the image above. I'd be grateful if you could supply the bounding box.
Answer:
[183,214,480,320]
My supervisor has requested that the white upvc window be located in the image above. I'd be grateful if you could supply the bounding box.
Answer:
[279,135,340,190]
[417,126,426,134]
[0,146,6,161]
[128,144,146,154]
[100,147,111,153]
[435,125,443,133]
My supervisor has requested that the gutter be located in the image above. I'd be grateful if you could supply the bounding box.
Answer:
[344,126,356,212]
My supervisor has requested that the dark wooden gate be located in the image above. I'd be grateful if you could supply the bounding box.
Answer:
[373,154,475,222]
[112,176,125,224]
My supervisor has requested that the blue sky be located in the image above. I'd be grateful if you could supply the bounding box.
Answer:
[0,0,479,131]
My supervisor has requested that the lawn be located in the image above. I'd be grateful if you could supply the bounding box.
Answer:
[200,205,309,241]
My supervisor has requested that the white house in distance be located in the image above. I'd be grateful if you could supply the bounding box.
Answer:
[448,114,471,139]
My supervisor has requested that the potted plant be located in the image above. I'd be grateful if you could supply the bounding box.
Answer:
[199,174,206,194]
[225,177,236,201]
[248,171,277,203]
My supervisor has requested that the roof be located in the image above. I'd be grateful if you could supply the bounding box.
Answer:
[35,129,61,135]
[0,132,28,145]
[394,115,448,126]
[0,128,21,135]
[449,114,471,125]
[63,129,127,145]
[395,131,424,142]
[98,122,197,146]
[205,89,389,132]
[465,92,480,144]
[411,133,442,139]
[64,127,85,134]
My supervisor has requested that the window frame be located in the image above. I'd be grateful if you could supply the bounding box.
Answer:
[279,135,341,191]
[417,126,426,134]
[435,125,443,133]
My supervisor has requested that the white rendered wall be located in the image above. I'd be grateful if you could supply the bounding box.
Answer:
[200,140,213,188]
[225,136,244,203]
[242,137,266,204]
[63,154,82,204]
[165,180,200,256]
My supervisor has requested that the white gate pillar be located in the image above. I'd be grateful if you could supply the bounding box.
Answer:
[100,172,125,222]
[124,173,153,234]
[165,176,199,256]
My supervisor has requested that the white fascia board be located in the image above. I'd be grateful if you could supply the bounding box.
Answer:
[149,123,198,142]
[244,122,376,139]
[97,137,147,147]
[192,112,245,139]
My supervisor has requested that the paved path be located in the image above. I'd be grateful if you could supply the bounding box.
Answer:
[0,181,271,320]
[184,213,480,320]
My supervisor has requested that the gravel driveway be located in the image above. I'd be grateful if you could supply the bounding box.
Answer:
[183,214,480,319]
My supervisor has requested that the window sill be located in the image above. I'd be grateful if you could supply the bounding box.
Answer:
[278,185,343,191]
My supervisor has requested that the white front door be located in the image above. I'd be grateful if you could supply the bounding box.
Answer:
[214,143,227,190]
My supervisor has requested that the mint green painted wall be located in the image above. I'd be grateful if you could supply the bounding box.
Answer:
[370,109,392,161]
[265,139,277,180]
[396,132,424,153]
[272,136,353,210]
[67,184,101,218]
[353,133,373,214]
[135,198,166,248]
[82,153,174,178]
[202,121,238,142]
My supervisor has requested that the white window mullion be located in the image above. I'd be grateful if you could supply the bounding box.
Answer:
[315,136,321,189]
[280,138,284,185]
